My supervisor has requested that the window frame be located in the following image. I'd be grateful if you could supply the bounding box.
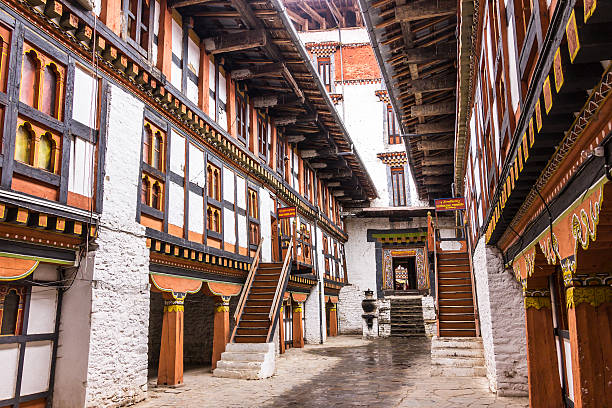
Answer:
[235,84,248,144]
[390,166,407,207]
[317,56,332,92]
[123,0,154,58]
[257,112,268,162]
[386,104,401,144]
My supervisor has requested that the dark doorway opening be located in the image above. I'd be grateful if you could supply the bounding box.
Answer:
[392,257,417,291]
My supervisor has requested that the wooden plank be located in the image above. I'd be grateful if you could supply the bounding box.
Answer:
[411,101,455,117]
[296,1,326,28]
[421,156,453,165]
[231,62,284,80]
[203,29,267,55]
[170,0,218,8]
[421,166,453,175]
[411,76,455,93]
[395,0,456,22]
[405,43,456,63]
[415,119,454,134]
[417,140,453,150]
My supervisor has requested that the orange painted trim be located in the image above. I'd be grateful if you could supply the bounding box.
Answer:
[204,281,242,297]
[150,274,203,294]
[140,214,163,231]
[67,191,93,211]
[11,176,58,202]
[188,230,203,243]
[0,257,39,280]
[167,223,184,238]
[207,236,221,249]
[291,292,308,302]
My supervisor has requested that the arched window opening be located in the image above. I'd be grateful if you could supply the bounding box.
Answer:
[142,177,150,206]
[20,51,39,107]
[15,124,34,165]
[213,210,220,232]
[1,289,20,335]
[152,182,161,210]
[37,132,54,172]
[41,64,58,118]
[143,125,152,165]
[153,132,162,170]
[207,207,213,230]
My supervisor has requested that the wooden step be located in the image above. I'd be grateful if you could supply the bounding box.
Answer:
[239,319,270,328]
[439,279,472,287]
[252,280,278,288]
[438,270,471,277]
[437,253,469,261]
[437,312,475,321]
[234,335,268,343]
[241,312,269,320]
[248,292,275,300]
[258,263,283,269]
[438,291,473,299]
[245,299,273,307]
[244,305,271,314]
[439,283,472,289]
[438,329,476,337]
[439,305,474,314]
[250,285,277,292]
[237,327,268,336]
[438,264,470,272]
[439,320,476,330]
[439,298,474,306]
[255,275,280,282]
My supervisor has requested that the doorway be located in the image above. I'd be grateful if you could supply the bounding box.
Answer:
[392,257,417,291]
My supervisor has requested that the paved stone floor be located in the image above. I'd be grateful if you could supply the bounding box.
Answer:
[135,336,529,407]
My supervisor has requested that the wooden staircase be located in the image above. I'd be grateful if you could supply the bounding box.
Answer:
[233,262,284,343]
[436,251,477,337]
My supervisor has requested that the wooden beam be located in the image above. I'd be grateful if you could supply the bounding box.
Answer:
[287,135,306,143]
[252,94,301,108]
[204,30,266,55]
[421,156,453,166]
[422,176,451,184]
[395,0,456,22]
[326,0,344,26]
[411,101,455,117]
[230,63,284,80]
[415,119,454,134]
[411,76,455,93]
[421,166,452,175]
[170,0,217,8]
[417,140,453,150]
[405,43,456,63]
[310,162,327,169]
[297,2,326,28]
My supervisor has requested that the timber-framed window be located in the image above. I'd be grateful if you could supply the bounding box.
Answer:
[386,104,400,144]
[317,56,331,92]
[236,85,248,144]
[391,167,406,207]
[257,112,268,162]
[276,134,286,178]
[123,0,154,57]
[207,163,221,201]
[248,188,260,246]
[207,205,221,233]
[0,286,25,335]
[304,165,312,202]
[141,120,166,212]
[323,235,330,275]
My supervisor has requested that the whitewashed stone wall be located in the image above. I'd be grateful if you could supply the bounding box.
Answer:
[55,84,150,408]
[473,237,528,396]
[421,295,436,336]
[338,284,363,334]
[304,284,325,344]
[377,299,390,337]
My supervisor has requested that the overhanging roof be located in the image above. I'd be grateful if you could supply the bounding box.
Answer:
[357,0,457,201]
[176,0,377,200]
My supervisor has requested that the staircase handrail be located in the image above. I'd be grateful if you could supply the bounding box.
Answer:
[267,236,294,336]
[231,237,264,342]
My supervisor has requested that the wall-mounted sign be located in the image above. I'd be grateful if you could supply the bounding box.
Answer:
[434,197,466,212]
[277,206,297,219]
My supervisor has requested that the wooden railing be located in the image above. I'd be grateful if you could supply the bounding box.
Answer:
[433,222,439,337]
[267,236,293,342]
[230,237,264,343]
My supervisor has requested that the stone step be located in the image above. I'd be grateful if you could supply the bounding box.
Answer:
[431,347,484,358]
[430,365,487,377]
[212,368,264,380]
[431,356,485,367]
[431,337,483,349]
[226,342,274,353]
[216,360,265,371]
[220,351,268,362]
[391,332,426,337]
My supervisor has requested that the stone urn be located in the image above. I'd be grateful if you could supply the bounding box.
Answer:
[361,289,378,330]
